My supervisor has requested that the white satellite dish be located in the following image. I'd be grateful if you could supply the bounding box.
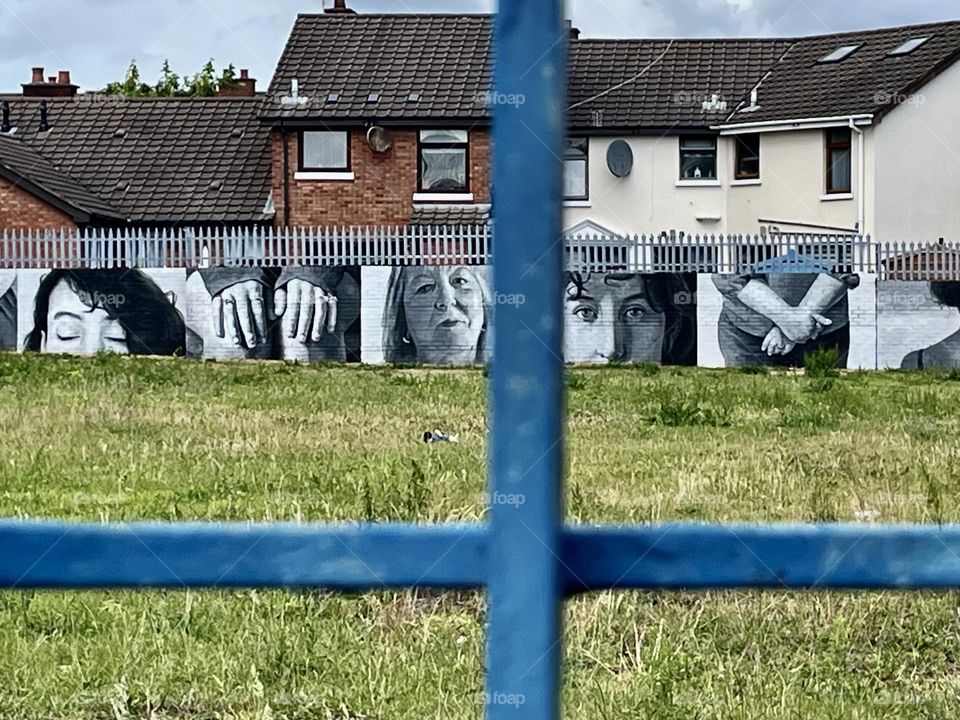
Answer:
[366,126,393,153]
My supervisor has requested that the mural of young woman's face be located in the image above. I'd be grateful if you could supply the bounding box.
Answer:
[42,278,129,355]
[402,266,485,364]
[563,273,666,363]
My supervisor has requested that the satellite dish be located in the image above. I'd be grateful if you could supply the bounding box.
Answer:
[366,126,393,153]
[606,139,633,177]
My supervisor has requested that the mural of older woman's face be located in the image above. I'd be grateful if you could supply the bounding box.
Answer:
[402,266,485,364]
[563,273,666,363]
[42,277,129,355]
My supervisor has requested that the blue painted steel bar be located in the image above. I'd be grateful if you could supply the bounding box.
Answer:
[563,524,960,592]
[487,0,568,718]
[0,522,486,590]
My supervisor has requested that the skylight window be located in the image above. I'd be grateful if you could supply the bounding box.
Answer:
[818,44,861,63]
[888,37,930,56]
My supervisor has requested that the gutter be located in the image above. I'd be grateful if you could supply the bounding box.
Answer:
[849,118,866,235]
[714,114,873,135]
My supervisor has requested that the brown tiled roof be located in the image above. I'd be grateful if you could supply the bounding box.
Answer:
[568,38,793,129]
[0,133,122,221]
[1,96,272,224]
[411,204,490,225]
[264,13,960,131]
[262,13,492,122]
[724,21,960,124]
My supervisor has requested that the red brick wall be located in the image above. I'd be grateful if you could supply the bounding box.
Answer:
[271,128,491,227]
[0,176,76,232]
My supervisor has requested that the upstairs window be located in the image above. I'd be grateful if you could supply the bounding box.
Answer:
[734,134,760,180]
[679,136,717,181]
[563,137,589,200]
[300,130,349,171]
[825,128,852,194]
[818,44,861,64]
[888,37,930,56]
[419,130,469,193]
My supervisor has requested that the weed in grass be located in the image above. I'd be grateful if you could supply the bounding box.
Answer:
[804,346,841,378]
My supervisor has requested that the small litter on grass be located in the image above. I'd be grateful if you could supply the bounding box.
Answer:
[423,430,459,444]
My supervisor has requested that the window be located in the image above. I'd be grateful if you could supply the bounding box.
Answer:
[818,44,861,63]
[734,134,760,180]
[888,37,929,56]
[563,137,588,200]
[679,136,717,180]
[825,128,852,194]
[419,130,469,193]
[300,130,349,171]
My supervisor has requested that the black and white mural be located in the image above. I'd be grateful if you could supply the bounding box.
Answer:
[697,253,875,369]
[563,272,696,365]
[0,270,16,352]
[878,280,960,369]
[364,265,492,364]
[185,267,361,362]
[17,269,186,356]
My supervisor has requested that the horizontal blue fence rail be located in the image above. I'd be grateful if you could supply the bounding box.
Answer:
[3,3,958,719]
[6,522,960,594]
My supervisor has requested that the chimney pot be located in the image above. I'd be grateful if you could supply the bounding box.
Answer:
[58,70,70,85]
[240,68,249,80]
[325,0,356,14]
[31,67,44,84]
[218,68,257,97]
[47,76,56,84]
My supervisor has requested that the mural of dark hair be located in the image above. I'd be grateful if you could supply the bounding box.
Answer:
[24,269,186,356]
[930,281,960,308]
[565,271,697,366]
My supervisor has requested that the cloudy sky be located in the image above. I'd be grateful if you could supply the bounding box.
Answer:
[1,0,955,91]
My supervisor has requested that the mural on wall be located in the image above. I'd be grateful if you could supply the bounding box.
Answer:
[0,270,16,352]
[18,269,187,356]
[379,265,492,365]
[563,272,697,365]
[185,267,361,362]
[878,280,960,369]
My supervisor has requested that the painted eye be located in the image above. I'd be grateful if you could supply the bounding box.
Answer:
[56,333,80,342]
[415,283,436,295]
[450,276,470,288]
[573,306,598,322]
[621,305,645,321]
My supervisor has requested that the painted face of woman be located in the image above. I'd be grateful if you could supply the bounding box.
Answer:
[402,266,485,364]
[563,274,666,363]
[42,278,129,355]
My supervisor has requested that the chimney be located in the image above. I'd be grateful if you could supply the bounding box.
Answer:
[22,66,78,97]
[218,67,257,97]
[324,0,356,14]
[565,19,581,40]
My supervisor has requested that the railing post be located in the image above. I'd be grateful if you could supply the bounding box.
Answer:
[488,1,566,719]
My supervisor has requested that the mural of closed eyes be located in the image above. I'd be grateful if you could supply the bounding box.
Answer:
[185,267,360,362]
[22,269,186,357]
[898,281,960,369]
[563,272,697,365]
[0,270,15,352]
[382,265,491,365]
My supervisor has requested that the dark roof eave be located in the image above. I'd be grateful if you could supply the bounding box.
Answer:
[259,114,491,128]
[0,163,96,224]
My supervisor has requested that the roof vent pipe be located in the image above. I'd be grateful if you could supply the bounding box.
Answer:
[38,101,49,132]
[1,102,10,133]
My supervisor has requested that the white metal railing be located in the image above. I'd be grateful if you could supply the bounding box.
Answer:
[0,225,955,277]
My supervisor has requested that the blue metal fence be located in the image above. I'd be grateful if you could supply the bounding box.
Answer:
[3,3,960,719]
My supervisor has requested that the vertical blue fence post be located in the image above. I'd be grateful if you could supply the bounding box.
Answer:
[487,1,567,719]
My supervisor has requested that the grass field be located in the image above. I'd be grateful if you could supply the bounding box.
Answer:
[2,353,960,719]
